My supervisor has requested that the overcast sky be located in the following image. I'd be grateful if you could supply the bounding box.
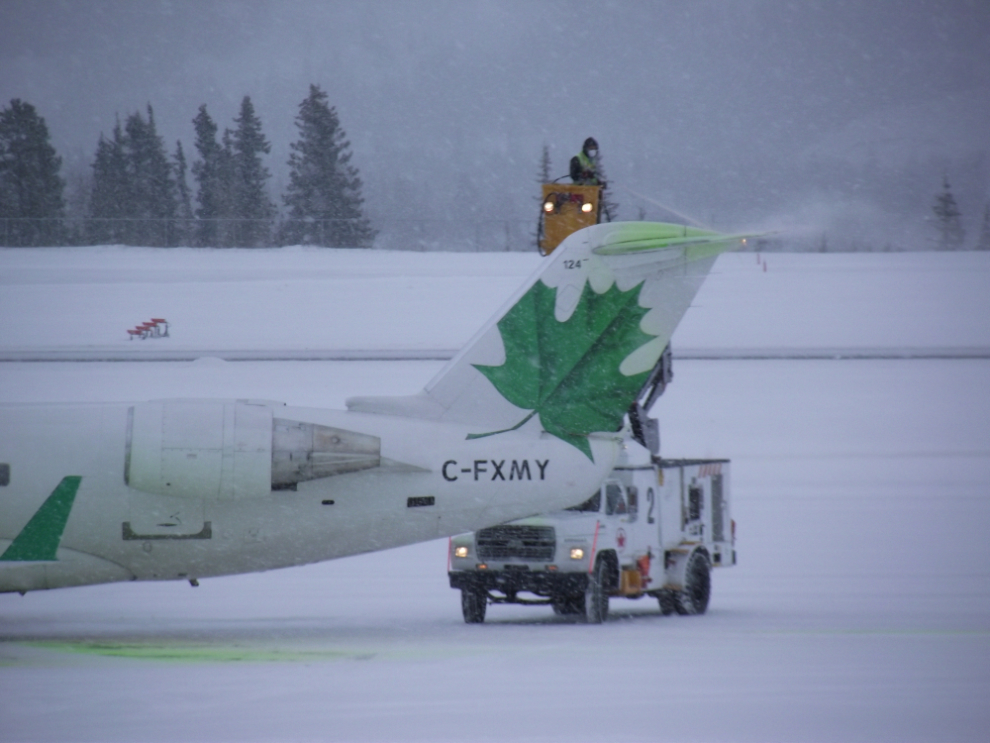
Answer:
[2,0,988,247]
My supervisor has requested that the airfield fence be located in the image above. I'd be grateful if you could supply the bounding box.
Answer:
[0,217,540,252]
[3,216,956,252]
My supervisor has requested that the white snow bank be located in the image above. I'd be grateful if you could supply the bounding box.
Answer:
[2,247,988,354]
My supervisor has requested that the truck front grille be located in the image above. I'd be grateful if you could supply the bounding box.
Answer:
[476,525,556,561]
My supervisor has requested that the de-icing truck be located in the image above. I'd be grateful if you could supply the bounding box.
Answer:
[447,347,736,623]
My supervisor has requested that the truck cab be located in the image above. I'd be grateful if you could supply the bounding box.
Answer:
[448,437,734,623]
[538,183,603,255]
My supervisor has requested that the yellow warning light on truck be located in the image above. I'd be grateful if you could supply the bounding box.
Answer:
[538,183,602,255]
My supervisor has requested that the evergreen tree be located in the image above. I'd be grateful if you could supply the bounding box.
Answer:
[283,85,374,247]
[191,105,226,246]
[0,99,65,246]
[122,106,176,246]
[230,96,274,247]
[537,144,551,183]
[218,129,236,246]
[88,121,128,244]
[534,144,552,248]
[173,140,194,244]
[978,203,990,252]
[596,153,619,222]
[932,175,965,250]
[89,107,176,246]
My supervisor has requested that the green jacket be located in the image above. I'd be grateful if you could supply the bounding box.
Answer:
[570,151,600,185]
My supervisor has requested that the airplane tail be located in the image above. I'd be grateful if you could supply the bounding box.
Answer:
[348,221,747,459]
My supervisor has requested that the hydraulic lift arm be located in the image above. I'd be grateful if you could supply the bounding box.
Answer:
[628,344,673,454]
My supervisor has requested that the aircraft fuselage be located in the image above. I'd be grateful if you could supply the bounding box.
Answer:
[0,400,618,593]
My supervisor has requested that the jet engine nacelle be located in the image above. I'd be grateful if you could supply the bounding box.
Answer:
[126,400,276,499]
[125,400,382,499]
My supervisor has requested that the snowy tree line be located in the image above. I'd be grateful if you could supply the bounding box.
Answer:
[2,91,990,251]
[0,86,374,248]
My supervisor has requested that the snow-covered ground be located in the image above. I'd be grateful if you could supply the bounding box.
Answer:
[2,248,988,357]
[1,247,988,742]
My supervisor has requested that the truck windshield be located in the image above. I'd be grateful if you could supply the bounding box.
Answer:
[605,483,627,515]
[565,490,601,512]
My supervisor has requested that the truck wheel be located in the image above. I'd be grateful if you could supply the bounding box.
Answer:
[585,557,610,624]
[551,594,585,616]
[675,551,711,615]
[657,590,676,616]
[461,588,487,624]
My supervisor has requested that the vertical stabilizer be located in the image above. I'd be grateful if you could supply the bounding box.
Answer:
[347,221,745,458]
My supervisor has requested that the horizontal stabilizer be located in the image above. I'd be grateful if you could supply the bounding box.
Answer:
[590,222,764,256]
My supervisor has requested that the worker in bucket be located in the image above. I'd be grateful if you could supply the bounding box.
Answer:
[570,137,603,186]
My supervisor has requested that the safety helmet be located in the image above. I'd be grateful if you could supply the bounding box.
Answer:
[583,137,598,153]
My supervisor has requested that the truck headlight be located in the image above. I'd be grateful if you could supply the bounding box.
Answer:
[569,547,585,560]
[543,201,555,213]
[581,202,593,213]
[454,546,469,559]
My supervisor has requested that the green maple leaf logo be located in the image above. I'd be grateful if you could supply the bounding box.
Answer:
[468,279,656,460]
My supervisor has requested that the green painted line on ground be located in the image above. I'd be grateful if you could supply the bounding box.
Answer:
[15,638,475,665]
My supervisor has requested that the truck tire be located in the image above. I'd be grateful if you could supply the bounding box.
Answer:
[551,594,585,616]
[461,588,487,624]
[657,590,676,616]
[675,551,711,615]
[585,557,610,624]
